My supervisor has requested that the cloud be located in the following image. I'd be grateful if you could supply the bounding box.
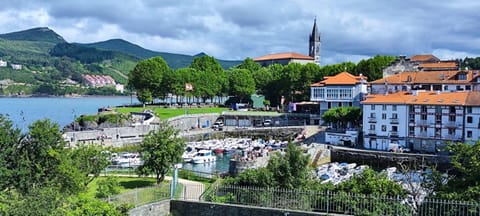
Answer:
[0,0,480,63]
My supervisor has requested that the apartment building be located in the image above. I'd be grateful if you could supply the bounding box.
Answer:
[362,91,480,153]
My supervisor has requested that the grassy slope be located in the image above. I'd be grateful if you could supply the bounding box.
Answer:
[114,107,228,119]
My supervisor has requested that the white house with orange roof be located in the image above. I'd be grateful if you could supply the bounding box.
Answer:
[362,90,480,153]
[253,52,315,67]
[310,72,368,124]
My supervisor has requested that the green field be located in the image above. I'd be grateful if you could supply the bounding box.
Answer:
[114,106,228,119]
[84,176,158,198]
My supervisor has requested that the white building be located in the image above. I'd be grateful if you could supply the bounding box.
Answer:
[362,91,480,153]
[0,60,6,67]
[310,72,368,124]
[10,64,22,70]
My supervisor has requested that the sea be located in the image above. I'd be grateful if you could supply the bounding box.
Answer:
[0,96,231,174]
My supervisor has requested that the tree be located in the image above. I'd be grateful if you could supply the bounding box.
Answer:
[227,68,255,103]
[322,107,361,128]
[0,118,83,195]
[267,142,311,189]
[236,57,261,73]
[432,141,480,201]
[137,120,186,184]
[355,55,395,81]
[69,143,111,186]
[190,55,226,103]
[128,56,170,104]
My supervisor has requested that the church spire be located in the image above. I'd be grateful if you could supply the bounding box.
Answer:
[309,17,321,65]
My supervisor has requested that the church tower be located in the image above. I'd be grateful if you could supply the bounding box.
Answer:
[309,18,321,65]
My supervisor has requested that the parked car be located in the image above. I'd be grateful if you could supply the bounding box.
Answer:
[212,120,224,130]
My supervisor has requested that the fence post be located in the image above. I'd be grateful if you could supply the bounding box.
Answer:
[326,190,330,213]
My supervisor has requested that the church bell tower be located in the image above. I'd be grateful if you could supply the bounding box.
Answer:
[309,18,321,65]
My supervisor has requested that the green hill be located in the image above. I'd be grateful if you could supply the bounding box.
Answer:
[0,27,65,44]
[78,39,242,69]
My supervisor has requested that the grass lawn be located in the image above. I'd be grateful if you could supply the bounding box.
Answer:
[84,177,158,199]
[114,106,228,119]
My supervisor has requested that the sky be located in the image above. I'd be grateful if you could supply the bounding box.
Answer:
[1,0,480,65]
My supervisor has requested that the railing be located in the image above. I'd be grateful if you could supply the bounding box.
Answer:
[390,118,399,124]
[368,117,377,123]
[203,185,480,216]
[389,131,399,137]
[108,184,171,207]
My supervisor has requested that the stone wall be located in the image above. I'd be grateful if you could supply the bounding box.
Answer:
[129,200,170,216]
[169,200,333,216]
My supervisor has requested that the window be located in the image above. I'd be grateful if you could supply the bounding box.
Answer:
[467,116,473,123]
[421,105,427,113]
[391,113,398,119]
[467,107,472,113]
[467,131,472,138]
[435,106,442,114]
[409,114,415,122]
[436,114,442,123]
[381,125,387,132]
[444,86,449,91]
[409,126,415,135]
[382,105,387,111]
[449,106,456,114]
[449,115,456,122]
[458,73,467,80]
[435,128,441,137]
[420,126,427,133]
[466,85,471,90]
[448,128,455,135]
[328,102,331,109]
[370,124,375,130]
[392,105,397,111]
[349,102,353,106]
[391,126,398,132]
[370,113,376,118]
[382,113,387,119]
[371,105,375,110]
[421,114,427,120]
[409,105,415,112]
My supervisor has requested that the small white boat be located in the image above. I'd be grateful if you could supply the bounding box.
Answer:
[182,151,198,163]
[113,152,143,168]
[192,150,216,164]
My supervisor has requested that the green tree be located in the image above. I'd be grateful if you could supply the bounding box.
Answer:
[236,57,261,73]
[96,176,120,198]
[190,55,226,103]
[137,120,186,184]
[433,141,480,201]
[322,107,361,128]
[0,118,83,195]
[227,68,255,103]
[267,142,311,189]
[69,143,111,186]
[355,55,395,81]
[337,168,407,196]
[128,56,170,104]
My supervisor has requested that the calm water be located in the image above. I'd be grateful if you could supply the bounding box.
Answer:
[182,153,235,175]
[0,96,135,130]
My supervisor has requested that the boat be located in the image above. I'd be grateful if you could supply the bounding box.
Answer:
[182,151,198,163]
[113,152,143,168]
[192,149,216,164]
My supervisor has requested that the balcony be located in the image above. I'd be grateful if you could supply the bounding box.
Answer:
[444,135,462,141]
[389,131,399,137]
[367,129,376,135]
[390,118,399,124]
[445,122,461,128]
[417,132,428,138]
[416,120,428,126]
[368,117,377,123]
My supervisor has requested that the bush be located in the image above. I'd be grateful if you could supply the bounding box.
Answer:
[96,176,120,198]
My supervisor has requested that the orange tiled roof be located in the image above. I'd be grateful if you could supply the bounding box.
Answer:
[311,72,367,86]
[410,54,439,62]
[254,52,314,61]
[419,62,458,69]
[362,91,480,106]
[371,70,473,85]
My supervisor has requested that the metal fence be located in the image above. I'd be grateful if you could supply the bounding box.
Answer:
[108,184,170,207]
[201,185,480,216]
